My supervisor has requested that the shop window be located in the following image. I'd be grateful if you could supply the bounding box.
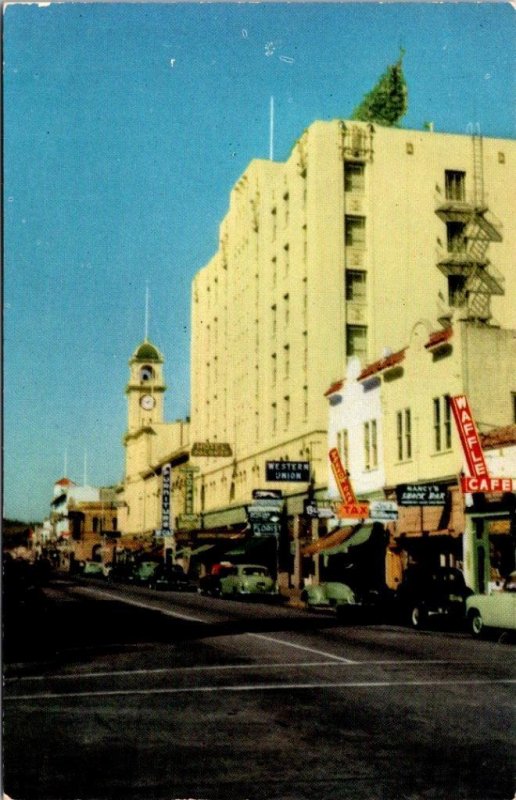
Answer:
[445,170,466,202]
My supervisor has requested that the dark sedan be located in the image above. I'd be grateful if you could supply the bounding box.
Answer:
[149,564,197,592]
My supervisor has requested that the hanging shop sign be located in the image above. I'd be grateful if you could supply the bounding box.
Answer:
[266,461,310,482]
[161,463,171,531]
[253,489,283,500]
[191,442,233,457]
[304,501,335,519]
[461,476,515,493]
[177,513,201,530]
[369,500,399,521]
[396,483,448,506]
[336,502,370,519]
[449,395,489,478]
[328,448,357,506]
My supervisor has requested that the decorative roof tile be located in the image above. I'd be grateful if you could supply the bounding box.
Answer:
[480,424,516,450]
[358,348,406,381]
[425,327,453,350]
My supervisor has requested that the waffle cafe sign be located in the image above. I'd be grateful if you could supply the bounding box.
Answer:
[450,395,515,494]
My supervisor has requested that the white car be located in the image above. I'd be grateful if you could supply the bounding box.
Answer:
[219,564,276,598]
[466,576,516,637]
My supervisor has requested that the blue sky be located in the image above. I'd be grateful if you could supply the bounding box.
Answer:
[3,1,515,522]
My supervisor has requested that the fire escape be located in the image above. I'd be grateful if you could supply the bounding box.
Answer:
[435,133,504,323]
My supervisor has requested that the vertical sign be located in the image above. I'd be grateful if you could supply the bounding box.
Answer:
[450,395,488,478]
[161,463,172,532]
[328,448,357,504]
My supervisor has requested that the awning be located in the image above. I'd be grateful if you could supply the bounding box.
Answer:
[301,525,365,556]
[322,524,373,555]
[189,544,216,557]
[225,538,266,557]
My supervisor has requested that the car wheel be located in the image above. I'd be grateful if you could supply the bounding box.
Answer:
[410,605,426,629]
[469,609,484,638]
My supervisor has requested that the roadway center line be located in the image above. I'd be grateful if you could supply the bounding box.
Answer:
[70,586,357,663]
[247,632,356,663]
[71,586,205,623]
[5,678,515,702]
[5,660,451,683]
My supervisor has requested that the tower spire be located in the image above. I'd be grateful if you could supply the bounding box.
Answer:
[144,283,150,341]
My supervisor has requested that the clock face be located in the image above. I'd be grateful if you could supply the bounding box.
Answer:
[140,394,155,411]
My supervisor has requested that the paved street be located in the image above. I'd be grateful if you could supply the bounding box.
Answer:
[4,578,515,800]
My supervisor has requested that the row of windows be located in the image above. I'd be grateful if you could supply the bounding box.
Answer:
[345,165,468,204]
[335,395,452,472]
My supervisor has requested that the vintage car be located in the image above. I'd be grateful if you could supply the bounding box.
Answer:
[128,561,159,585]
[393,566,472,629]
[466,575,516,637]
[149,564,196,592]
[219,564,276,598]
[82,561,111,579]
[301,581,355,609]
[198,563,234,596]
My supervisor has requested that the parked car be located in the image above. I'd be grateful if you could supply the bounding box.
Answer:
[128,561,159,585]
[335,586,396,624]
[393,566,472,629]
[219,564,276,598]
[301,581,355,609]
[82,561,111,579]
[198,563,234,596]
[466,574,516,637]
[150,564,196,592]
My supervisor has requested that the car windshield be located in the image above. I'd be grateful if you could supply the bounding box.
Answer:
[242,567,267,576]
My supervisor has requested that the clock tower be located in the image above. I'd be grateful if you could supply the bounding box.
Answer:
[125,339,166,434]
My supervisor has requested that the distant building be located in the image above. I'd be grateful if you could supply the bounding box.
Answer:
[190,119,515,533]
[117,339,190,551]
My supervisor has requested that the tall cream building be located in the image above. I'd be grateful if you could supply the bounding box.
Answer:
[191,120,515,529]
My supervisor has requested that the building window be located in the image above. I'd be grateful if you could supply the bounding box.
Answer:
[284,243,290,276]
[445,170,466,202]
[446,221,466,253]
[92,517,99,533]
[271,206,277,241]
[448,275,466,307]
[284,344,290,379]
[272,402,277,435]
[271,353,277,387]
[345,270,367,302]
[434,395,452,452]
[284,395,290,429]
[344,162,365,192]
[396,409,412,461]
[364,420,378,471]
[271,304,277,337]
[284,293,290,326]
[337,429,349,469]
[303,385,308,420]
[346,324,368,361]
[345,216,366,248]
